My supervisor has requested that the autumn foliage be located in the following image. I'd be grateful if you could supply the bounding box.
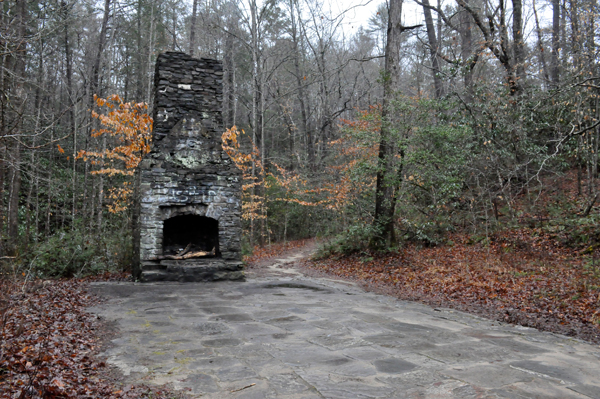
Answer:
[325,105,380,212]
[221,112,381,227]
[222,126,268,222]
[75,94,152,213]
[77,94,152,175]
[222,127,321,223]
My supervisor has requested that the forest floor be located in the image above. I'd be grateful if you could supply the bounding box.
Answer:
[1,234,599,397]
[299,169,600,346]
[0,276,190,398]
[301,233,600,345]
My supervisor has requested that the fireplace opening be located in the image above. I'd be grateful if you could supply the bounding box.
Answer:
[162,215,220,258]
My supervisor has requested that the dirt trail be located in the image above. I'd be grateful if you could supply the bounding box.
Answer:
[244,240,319,278]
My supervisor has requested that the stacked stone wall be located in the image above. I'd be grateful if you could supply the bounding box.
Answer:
[136,52,243,282]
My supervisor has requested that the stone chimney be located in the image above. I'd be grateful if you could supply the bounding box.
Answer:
[134,52,244,282]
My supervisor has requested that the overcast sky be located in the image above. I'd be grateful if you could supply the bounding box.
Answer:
[332,0,551,48]
[335,0,424,31]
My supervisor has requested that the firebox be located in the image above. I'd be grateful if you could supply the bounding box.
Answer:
[162,215,220,257]
[133,52,244,282]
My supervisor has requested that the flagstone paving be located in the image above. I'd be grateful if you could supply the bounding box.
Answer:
[89,255,600,398]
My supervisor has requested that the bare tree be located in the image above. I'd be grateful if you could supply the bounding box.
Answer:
[456,0,522,93]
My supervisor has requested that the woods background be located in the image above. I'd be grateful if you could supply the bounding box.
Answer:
[1,0,599,277]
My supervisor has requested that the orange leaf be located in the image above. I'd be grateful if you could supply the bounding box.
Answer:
[52,378,65,388]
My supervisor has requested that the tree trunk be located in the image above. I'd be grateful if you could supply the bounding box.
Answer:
[7,143,21,250]
[290,0,314,169]
[497,0,518,93]
[0,10,7,254]
[571,0,581,70]
[89,0,111,233]
[585,0,596,72]
[136,0,144,100]
[249,0,260,248]
[316,37,332,165]
[223,19,235,128]
[146,0,156,104]
[6,0,28,253]
[456,0,517,93]
[189,0,198,56]
[550,0,560,85]
[532,0,550,87]
[131,167,142,279]
[460,0,474,101]
[421,0,444,98]
[561,0,567,56]
[371,0,404,250]
[62,1,77,227]
[91,0,111,101]
[512,0,525,86]
[171,7,177,50]
[250,0,262,152]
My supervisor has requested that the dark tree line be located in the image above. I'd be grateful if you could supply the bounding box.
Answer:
[1,0,599,272]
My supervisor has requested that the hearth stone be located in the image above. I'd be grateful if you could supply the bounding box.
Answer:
[133,52,243,282]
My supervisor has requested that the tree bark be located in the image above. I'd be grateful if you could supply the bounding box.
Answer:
[189,0,198,56]
[459,0,474,101]
[561,0,567,56]
[91,0,111,101]
[223,2,236,129]
[249,0,260,248]
[585,0,596,71]
[223,31,235,128]
[532,0,550,87]
[550,0,561,85]
[62,1,77,227]
[136,0,144,100]
[6,0,28,252]
[7,144,21,250]
[421,0,444,98]
[0,9,7,254]
[457,0,518,93]
[131,167,142,279]
[512,0,525,86]
[371,0,404,250]
[571,0,581,70]
[290,0,314,169]
[90,0,111,232]
[316,37,332,165]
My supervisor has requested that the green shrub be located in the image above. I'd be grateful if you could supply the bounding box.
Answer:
[25,223,132,278]
[315,223,381,257]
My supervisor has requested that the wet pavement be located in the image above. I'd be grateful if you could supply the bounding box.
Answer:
[89,254,600,398]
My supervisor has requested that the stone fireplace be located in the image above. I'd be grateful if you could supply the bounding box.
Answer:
[134,52,244,282]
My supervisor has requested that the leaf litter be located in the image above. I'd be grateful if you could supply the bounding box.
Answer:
[301,232,600,345]
[3,226,599,398]
[0,278,189,398]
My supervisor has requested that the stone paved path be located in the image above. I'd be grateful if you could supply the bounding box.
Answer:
[89,253,600,398]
